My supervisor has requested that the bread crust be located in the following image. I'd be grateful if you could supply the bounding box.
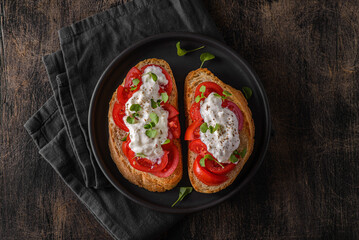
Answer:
[185,68,255,193]
[108,59,182,192]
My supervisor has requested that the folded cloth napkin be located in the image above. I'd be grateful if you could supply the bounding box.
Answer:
[24,0,222,239]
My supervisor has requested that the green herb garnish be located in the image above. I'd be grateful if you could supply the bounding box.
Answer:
[150,72,157,82]
[200,52,215,68]
[176,41,205,56]
[242,87,252,99]
[172,187,193,207]
[230,154,239,163]
[149,112,159,124]
[145,129,158,138]
[209,123,220,134]
[130,104,141,112]
[195,95,201,103]
[223,90,232,96]
[214,90,232,101]
[161,92,169,103]
[195,85,206,103]
[126,116,135,124]
[200,122,208,133]
[200,154,224,168]
[130,78,140,91]
[120,134,128,141]
[135,153,146,158]
[151,99,158,109]
[239,148,247,158]
[162,139,170,145]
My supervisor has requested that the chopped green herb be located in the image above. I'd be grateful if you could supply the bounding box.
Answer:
[200,157,206,167]
[161,92,169,103]
[210,123,220,133]
[172,187,193,207]
[230,154,239,163]
[200,52,215,68]
[242,87,252,99]
[120,134,128,141]
[195,95,201,103]
[150,112,159,124]
[199,85,206,93]
[223,90,232,96]
[135,152,146,158]
[151,99,157,109]
[130,104,141,112]
[144,124,151,129]
[239,148,247,158]
[150,72,157,82]
[150,121,156,127]
[213,93,221,98]
[162,139,170,145]
[126,116,135,124]
[130,78,140,91]
[176,41,205,57]
[201,154,224,168]
[145,129,157,138]
[132,112,139,118]
[200,122,208,133]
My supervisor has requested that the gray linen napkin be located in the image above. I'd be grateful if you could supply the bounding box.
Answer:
[24,0,222,239]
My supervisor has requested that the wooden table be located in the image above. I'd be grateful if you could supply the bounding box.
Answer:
[2,0,359,239]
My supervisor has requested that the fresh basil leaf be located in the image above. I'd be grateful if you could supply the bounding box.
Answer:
[145,129,157,138]
[242,87,252,99]
[200,122,208,133]
[200,52,215,68]
[230,154,239,163]
[150,112,159,124]
[126,116,135,124]
[130,104,141,112]
[135,152,146,158]
[195,95,201,103]
[223,90,232,96]
[144,124,151,129]
[199,85,206,93]
[200,157,206,167]
[120,134,128,141]
[162,139,170,145]
[171,187,193,207]
[150,72,157,82]
[151,99,157,109]
[239,148,247,158]
[161,92,169,103]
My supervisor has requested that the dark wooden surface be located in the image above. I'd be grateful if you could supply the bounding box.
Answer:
[1,0,359,239]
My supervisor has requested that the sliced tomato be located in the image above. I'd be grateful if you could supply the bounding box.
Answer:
[168,116,180,139]
[124,66,142,91]
[152,143,180,178]
[122,138,131,157]
[205,158,236,175]
[189,102,202,121]
[162,103,179,119]
[116,85,133,105]
[127,149,169,173]
[195,82,223,99]
[189,139,207,155]
[140,64,173,95]
[113,102,129,132]
[193,155,228,185]
[184,119,203,140]
[222,100,244,131]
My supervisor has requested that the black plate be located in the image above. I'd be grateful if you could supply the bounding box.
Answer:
[88,32,271,213]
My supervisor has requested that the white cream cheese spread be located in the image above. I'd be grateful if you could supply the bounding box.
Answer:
[123,66,169,163]
[200,92,240,163]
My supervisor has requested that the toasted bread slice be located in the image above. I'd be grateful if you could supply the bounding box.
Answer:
[108,59,182,192]
[185,68,255,193]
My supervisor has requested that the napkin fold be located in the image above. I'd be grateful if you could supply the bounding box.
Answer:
[25,0,222,239]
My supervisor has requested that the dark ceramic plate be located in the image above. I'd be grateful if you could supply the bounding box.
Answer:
[88,32,271,213]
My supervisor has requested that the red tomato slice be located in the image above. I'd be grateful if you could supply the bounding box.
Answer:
[140,64,173,95]
[194,82,223,99]
[193,155,228,185]
[168,116,180,139]
[116,85,133,105]
[124,67,142,90]
[189,139,207,155]
[205,158,236,175]
[122,138,131,157]
[127,149,169,173]
[152,143,180,178]
[113,102,129,132]
[189,102,202,121]
[184,119,203,140]
[222,100,244,131]
[162,103,179,119]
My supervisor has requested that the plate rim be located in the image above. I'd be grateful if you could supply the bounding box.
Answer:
[88,31,271,214]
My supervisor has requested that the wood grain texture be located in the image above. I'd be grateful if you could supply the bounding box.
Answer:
[1,0,359,239]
